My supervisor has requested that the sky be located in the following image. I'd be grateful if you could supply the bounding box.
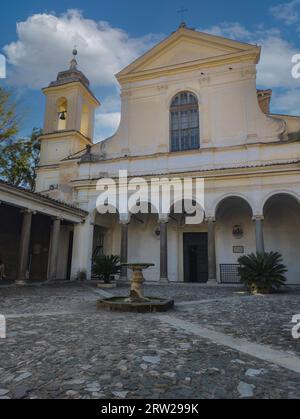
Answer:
[0,0,300,141]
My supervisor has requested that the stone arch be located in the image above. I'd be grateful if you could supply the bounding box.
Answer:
[214,194,256,280]
[169,197,205,225]
[213,193,255,218]
[167,88,202,108]
[262,191,300,284]
[261,190,300,215]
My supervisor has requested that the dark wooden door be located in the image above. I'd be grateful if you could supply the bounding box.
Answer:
[183,233,208,283]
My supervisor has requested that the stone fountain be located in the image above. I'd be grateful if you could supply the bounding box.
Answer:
[97,263,174,313]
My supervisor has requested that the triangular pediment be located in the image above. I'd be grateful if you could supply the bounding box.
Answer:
[117,27,260,82]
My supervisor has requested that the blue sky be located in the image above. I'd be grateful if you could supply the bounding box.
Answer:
[1,0,300,141]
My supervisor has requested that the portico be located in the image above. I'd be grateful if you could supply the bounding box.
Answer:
[74,167,300,285]
[0,180,87,283]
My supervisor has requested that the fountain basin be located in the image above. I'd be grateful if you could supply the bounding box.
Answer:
[97,263,174,313]
[97,297,174,313]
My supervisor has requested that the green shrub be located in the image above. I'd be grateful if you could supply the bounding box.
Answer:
[238,252,287,294]
[92,255,121,284]
[77,270,87,282]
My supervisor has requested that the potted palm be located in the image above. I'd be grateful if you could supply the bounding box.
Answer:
[238,252,287,294]
[92,255,121,284]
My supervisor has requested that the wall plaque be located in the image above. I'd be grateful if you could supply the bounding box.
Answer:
[233,246,245,254]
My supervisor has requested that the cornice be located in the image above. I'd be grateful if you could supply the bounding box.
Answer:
[39,130,93,145]
[42,81,100,107]
[70,160,300,190]
[117,50,259,84]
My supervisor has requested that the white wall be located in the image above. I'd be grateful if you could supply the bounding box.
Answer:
[215,200,256,282]
[264,196,300,285]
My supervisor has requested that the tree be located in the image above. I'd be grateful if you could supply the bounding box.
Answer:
[0,86,41,191]
[0,87,18,142]
[0,128,41,191]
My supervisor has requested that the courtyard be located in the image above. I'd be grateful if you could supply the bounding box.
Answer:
[0,282,299,399]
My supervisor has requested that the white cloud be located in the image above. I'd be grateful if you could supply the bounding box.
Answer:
[202,22,252,40]
[201,22,300,114]
[272,88,300,115]
[93,90,122,141]
[3,9,160,89]
[256,35,297,88]
[96,111,120,131]
[270,0,300,25]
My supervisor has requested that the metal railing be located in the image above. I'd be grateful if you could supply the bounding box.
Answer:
[220,264,241,284]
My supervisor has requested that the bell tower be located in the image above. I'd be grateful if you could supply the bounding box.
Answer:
[36,50,100,195]
[38,50,100,168]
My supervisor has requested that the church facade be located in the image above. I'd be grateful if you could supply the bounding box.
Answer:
[35,26,300,285]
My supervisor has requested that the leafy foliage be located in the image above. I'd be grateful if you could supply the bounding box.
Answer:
[0,128,41,191]
[0,87,18,142]
[76,270,87,282]
[238,252,287,294]
[0,87,41,191]
[92,255,121,283]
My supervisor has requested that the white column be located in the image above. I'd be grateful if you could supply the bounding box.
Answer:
[16,210,33,285]
[120,221,129,281]
[207,217,217,285]
[71,214,95,280]
[47,218,61,282]
[253,215,265,254]
[159,215,169,283]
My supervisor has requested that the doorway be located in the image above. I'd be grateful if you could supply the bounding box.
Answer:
[183,233,208,283]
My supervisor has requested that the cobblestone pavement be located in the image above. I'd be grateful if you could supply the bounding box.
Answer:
[0,282,299,399]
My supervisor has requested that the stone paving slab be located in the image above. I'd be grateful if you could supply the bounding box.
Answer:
[172,294,300,356]
[0,283,92,299]
[0,312,300,399]
[0,295,97,316]
[0,283,243,315]
[0,284,97,315]
[0,283,299,399]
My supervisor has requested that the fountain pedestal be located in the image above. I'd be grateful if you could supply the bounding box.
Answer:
[97,263,174,313]
[125,263,153,302]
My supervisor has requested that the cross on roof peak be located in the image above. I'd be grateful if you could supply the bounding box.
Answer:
[177,6,188,27]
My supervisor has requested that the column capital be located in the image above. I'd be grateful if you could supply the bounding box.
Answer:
[119,214,131,225]
[205,216,216,224]
[252,215,264,222]
[20,209,35,215]
[159,214,169,224]
[52,216,63,222]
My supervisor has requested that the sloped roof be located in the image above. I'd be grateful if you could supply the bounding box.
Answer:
[0,180,88,217]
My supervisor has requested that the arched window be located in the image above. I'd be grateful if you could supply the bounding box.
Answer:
[170,92,200,152]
